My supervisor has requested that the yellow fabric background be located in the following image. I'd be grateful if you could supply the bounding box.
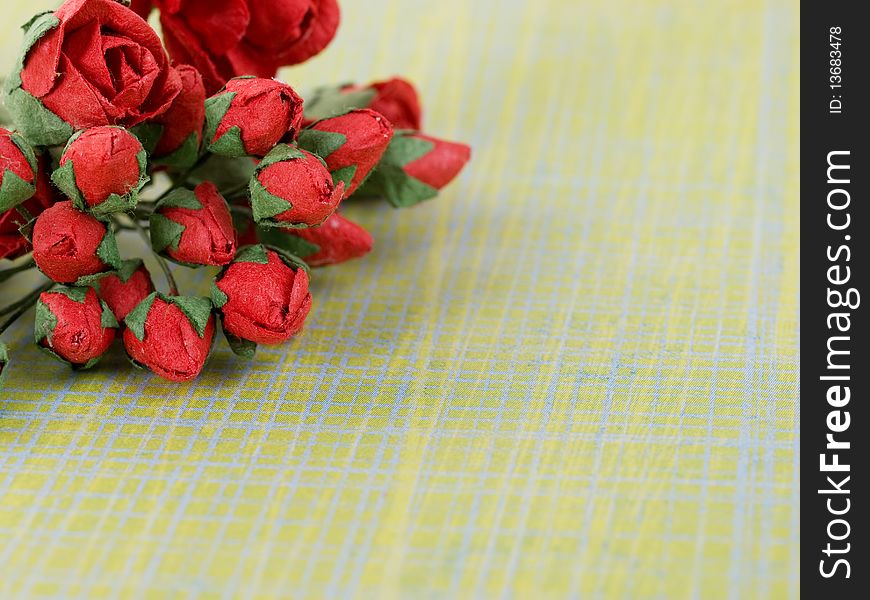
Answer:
[1,0,799,598]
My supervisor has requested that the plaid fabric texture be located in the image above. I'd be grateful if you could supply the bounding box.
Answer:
[0,0,799,598]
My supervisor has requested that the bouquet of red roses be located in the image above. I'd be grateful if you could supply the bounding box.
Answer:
[0,0,470,385]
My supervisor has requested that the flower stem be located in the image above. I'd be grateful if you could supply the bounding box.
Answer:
[124,216,179,296]
[0,257,36,284]
[0,281,54,333]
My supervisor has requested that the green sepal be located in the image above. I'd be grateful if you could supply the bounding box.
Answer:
[0,169,36,213]
[48,285,89,304]
[165,295,213,338]
[94,228,123,271]
[0,342,9,388]
[123,292,158,342]
[4,12,59,92]
[33,299,58,344]
[148,213,186,253]
[3,88,74,147]
[208,126,246,157]
[233,244,270,265]
[331,165,357,190]
[155,188,202,210]
[113,258,145,283]
[203,91,236,151]
[356,133,438,207]
[154,130,200,169]
[100,300,119,329]
[50,160,82,204]
[258,143,306,169]
[296,129,347,159]
[223,325,257,359]
[130,123,164,156]
[302,85,377,122]
[256,227,321,259]
[210,279,228,308]
[248,176,295,225]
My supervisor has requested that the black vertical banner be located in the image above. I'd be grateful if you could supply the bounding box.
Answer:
[802,1,868,596]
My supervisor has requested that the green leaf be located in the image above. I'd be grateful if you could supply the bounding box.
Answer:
[33,300,57,344]
[148,213,186,253]
[302,85,377,122]
[3,87,73,147]
[296,129,347,159]
[166,295,213,338]
[248,176,293,223]
[124,292,157,342]
[156,188,202,211]
[0,169,36,213]
[233,244,270,265]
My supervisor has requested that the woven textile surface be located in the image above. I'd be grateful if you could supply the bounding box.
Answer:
[0,0,799,598]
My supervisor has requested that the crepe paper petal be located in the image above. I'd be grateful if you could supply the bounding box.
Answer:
[52,126,149,218]
[249,144,344,228]
[205,77,304,157]
[356,131,471,208]
[149,182,237,267]
[95,258,155,321]
[5,0,181,147]
[31,200,121,283]
[34,285,117,369]
[0,129,38,213]
[123,291,215,382]
[303,78,422,130]
[149,64,206,168]
[211,244,311,347]
[129,0,153,20]
[0,153,60,261]
[297,109,394,197]
[257,212,372,268]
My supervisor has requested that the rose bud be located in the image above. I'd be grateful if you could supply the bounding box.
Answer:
[96,259,155,321]
[6,0,182,147]
[0,129,37,213]
[211,245,311,351]
[304,78,422,130]
[356,131,471,207]
[149,182,237,266]
[204,77,304,157]
[297,109,394,197]
[1,153,59,261]
[158,0,339,94]
[32,201,121,283]
[149,65,207,169]
[123,293,215,382]
[258,212,373,268]
[249,145,344,228]
[34,286,117,369]
[52,126,148,217]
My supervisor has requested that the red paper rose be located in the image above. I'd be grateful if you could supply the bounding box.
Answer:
[130,0,153,19]
[212,245,311,345]
[297,109,394,197]
[356,131,471,207]
[0,129,37,214]
[150,65,206,167]
[53,126,148,216]
[157,0,340,94]
[6,0,182,146]
[304,78,422,130]
[205,77,304,157]
[1,154,58,261]
[123,293,215,381]
[149,182,237,266]
[259,212,372,267]
[35,286,117,368]
[32,200,121,283]
[96,259,155,320]
[249,145,344,228]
